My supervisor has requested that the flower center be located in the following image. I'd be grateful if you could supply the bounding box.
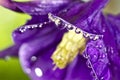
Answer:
[51,30,86,69]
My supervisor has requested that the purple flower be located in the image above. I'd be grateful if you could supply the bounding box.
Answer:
[1,0,120,80]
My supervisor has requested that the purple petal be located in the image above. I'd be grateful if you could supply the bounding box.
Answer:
[65,55,92,80]
[0,45,20,58]
[105,14,120,80]
[56,0,109,34]
[13,0,73,15]
[107,14,120,53]
[18,28,66,80]
[0,0,23,12]
[19,43,67,80]
[12,19,65,44]
[110,66,120,80]
[101,14,120,68]
[83,39,111,80]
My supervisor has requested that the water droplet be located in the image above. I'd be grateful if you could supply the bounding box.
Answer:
[93,36,99,40]
[89,35,95,40]
[83,32,89,38]
[86,60,91,68]
[75,28,81,34]
[82,0,90,2]
[100,77,104,80]
[96,45,102,48]
[90,71,97,80]
[5,56,11,61]
[19,28,26,33]
[39,24,43,28]
[55,20,66,29]
[25,68,31,74]
[90,71,95,77]
[31,25,38,28]
[35,67,43,77]
[83,53,88,59]
[66,25,74,30]
[31,56,37,62]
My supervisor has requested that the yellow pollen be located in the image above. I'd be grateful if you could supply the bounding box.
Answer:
[51,30,86,69]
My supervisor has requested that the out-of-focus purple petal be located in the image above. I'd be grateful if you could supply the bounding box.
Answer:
[20,45,67,80]
[0,0,23,12]
[104,14,120,80]
[65,55,92,80]
[18,27,66,80]
[101,14,120,68]
[107,14,120,53]
[13,0,73,15]
[110,66,120,80]
[0,0,15,9]
[0,45,20,58]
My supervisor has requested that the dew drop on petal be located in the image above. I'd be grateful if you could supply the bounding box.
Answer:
[5,56,11,61]
[31,56,37,62]
[86,60,92,68]
[100,77,104,80]
[82,0,90,2]
[35,68,43,77]
[25,68,31,74]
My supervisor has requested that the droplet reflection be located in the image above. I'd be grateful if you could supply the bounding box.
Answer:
[31,56,37,62]
[25,68,31,74]
[35,68,43,77]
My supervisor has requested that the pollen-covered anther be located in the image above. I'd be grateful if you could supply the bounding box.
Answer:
[51,30,86,69]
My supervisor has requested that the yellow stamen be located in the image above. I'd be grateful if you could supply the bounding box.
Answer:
[51,30,87,69]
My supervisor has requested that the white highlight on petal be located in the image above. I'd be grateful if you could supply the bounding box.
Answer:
[35,68,43,77]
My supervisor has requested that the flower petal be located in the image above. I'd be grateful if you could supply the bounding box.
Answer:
[12,14,64,44]
[56,0,109,34]
[13,0,73,15]
[83,39,111,80]
[65,55,92,80]
[18,27,66,80]
[107,14,120,53]
[105,14,120,80]
[0,45,20,58]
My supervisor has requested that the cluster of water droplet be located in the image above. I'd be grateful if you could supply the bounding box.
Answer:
[83,40,110,80]
[19,21,51,33]
[48,13,103,41]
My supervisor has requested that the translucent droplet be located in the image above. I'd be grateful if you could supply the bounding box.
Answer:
[83,53,88,59]
[83,32,89,38]
[90,70,100,80]
[100,77,104,80]
[31,56,37,62]
[66,25,74,30]
[89,35,95,40]
[39,24,43,28]
[56,21,66,29]
[93,36,99,41]
[75,28,81,34]
[86,60,91,68]
[90,71,97,79]
[35,68,43,77]
[25,68,31,74]
[82,0,90,2]
[5,56,11,61]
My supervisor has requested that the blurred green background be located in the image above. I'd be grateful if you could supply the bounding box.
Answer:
[0,0,120,80]
[0,0,31,80]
